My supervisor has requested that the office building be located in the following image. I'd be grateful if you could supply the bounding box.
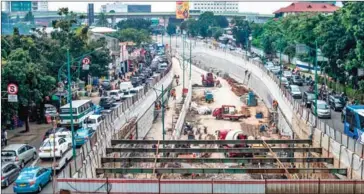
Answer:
[192,2,238,13]
[5,1,48,12]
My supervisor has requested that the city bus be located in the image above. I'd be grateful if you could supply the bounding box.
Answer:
[59,100,94,128]
[343,105,364,139]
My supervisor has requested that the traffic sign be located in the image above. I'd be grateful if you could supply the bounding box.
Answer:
[82,64,90,70]
[82,57,90,65]
[8,94,18,102]
[7,83,18,95]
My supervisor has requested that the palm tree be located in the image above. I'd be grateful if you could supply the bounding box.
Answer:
[96,13,108,27]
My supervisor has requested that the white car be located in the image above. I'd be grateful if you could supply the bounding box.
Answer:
[38,137,71,159]
[283,71,293,79]
[108,90,123,101]
[82,115,103,131]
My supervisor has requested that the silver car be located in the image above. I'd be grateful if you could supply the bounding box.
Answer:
[1,162,20,187]
[1,144,37,168]
[289,85,302,99]
[311,100,331,119]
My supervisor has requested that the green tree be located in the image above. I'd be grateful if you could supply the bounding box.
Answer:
[167,23,176,35]
[214,16,229,28]
[115,18,152,32]
[1,49,56,132]
[23,11,35,24]
[110,28,151,46]
[96,12,109,27]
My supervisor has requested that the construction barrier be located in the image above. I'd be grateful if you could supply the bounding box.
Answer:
[57,178,364,194]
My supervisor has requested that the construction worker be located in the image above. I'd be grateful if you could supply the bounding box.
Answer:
[273,100,278,110]
[171,89,176,100]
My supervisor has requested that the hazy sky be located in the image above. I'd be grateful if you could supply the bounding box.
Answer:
[47,2,292,14]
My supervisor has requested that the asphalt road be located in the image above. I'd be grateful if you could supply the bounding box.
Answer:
[167,35,344,133]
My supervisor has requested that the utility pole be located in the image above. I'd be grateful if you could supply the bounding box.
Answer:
[189,36,192,80]
[52,118,56,194]
[314,40,318,130]
[161,85,165,150]
[279,38,282,86]
[67,49,77,169]
[183,34,185,88]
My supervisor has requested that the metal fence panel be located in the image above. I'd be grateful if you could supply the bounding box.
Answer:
[335,130,342,144]
[355,141,363,156]
[266,180,319,194]
[329,127,336,139]
[161,180,212,193]
[213,180,264,194]
[342,134,349,148]
[348,137,356,152]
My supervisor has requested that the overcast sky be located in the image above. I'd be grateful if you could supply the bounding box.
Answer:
[47,2,292,14]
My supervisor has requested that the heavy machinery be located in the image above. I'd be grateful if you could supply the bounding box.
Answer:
[212,105,245,120]
[204,90,214,103]
[215,129,252,158]
[201,73,215,87]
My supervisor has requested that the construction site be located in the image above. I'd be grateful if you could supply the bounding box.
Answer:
[94,63,346,183]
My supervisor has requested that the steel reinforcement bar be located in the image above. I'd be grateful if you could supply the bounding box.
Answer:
[95,168,347,175]
[100,157,334,164]
[105,147,322,154]
[110,139,312,145]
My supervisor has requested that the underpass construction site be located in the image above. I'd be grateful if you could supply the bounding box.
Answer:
[57,50,364,194]
[97,70,343,181]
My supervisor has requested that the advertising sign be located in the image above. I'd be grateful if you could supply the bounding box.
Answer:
[176,1,189,19]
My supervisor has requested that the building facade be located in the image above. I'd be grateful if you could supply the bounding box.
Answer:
[101,2,127,13]
[192,2,238,13]
[273,2,339,18]
[5,1,48,12]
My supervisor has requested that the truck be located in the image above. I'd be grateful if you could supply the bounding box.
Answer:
[37,148,72,171]
[212,105,245,121]
[201,73,215,87]
[216,129,252,158]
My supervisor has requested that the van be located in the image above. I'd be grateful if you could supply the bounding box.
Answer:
[119,82,133,93]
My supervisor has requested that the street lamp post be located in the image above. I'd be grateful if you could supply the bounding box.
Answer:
[314,40,318,122]
[183,34,185,88]
[161,85,165,145]
[66,49,77,168]
[189,36,192,80]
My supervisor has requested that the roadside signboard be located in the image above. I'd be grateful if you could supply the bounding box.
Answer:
[8,94,18,102]
[7,83,18,95]
[82,57,90,70]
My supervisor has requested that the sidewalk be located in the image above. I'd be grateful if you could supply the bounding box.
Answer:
[6,122,52,146]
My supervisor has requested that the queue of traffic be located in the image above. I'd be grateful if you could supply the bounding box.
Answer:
[1,42,171,193]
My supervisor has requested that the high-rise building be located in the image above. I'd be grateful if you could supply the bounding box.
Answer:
[5,1,48,12]
[192,2,238,13]
[88,3,94,25]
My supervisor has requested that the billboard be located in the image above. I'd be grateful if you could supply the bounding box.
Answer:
[176,1,189,19]
[10,1,32,12]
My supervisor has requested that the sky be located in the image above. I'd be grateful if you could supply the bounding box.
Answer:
[47,2,292,14]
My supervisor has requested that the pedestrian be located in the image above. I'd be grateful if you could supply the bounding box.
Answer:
[3,129,8,146]
[99,87,103,97]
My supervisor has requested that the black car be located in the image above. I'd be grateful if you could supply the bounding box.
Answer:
[99,97,115,109]
[43,127,70,141]
[131,77,141,87]
[291,75,303,86]
[139,73,147,83]
[302,91,316,108]
[101,80,112,90]
[328,95,345,111]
